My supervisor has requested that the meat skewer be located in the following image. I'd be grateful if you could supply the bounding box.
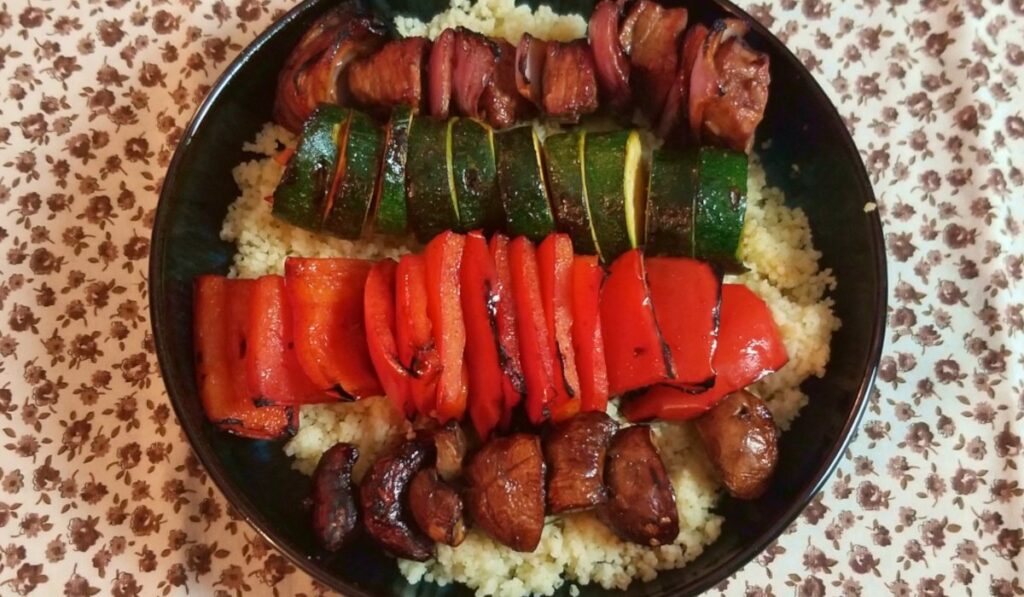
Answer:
[274,1,769,151]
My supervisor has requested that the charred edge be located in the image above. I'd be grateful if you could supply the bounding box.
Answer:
[709,263,724,376]
[285,407,298,437]
[216,417,245,427]
[679,376,716,393]
[332,384,358,402]
[641,261,676,380]
[409,341,438,378]
[486,282,528,397]
[556,348,576,398]
[253,397,274,408]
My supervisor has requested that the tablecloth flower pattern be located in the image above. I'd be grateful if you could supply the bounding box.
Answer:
[0,0,1021,595]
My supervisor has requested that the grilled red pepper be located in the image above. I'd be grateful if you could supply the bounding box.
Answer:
[537,234,581,422]
[395,254,441,416]
[365,259,414,417]
[489,234,527,428]
[285,258,382,400]
[600,249,675,395]
[460,231,504,439]
[424,232,469,422]
[571,255,609,413]
[645,257,721,388]
[247,275,330,406]
[623,283,788,422]
[509,236,558,424]
[194,276,296,439]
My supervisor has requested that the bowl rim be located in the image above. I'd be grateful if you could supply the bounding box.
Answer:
[149,0,887,594]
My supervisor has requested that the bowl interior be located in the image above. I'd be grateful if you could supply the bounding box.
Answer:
[150,1,885,595]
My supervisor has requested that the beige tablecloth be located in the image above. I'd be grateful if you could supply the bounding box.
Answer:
[0,0,1021,595]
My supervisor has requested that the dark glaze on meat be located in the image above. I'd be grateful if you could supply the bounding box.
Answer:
[420,420,467,482]
[599,426,679,546]
[588,0,631,110]
[311,443,360,551]
[695,390,778,499]
[543,411,619,514]
[348,37,430,115]
[453,27,500,119]
[273,4,387,132]
[408,467,467,546]
[542,40,600,120]
[618,0,688,120]
[482,40,535,128]
[465,434,546,552]
[359,438,434,561]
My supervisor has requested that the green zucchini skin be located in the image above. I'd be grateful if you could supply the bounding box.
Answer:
[543,131,597,255]
[582,130,633,262]
[373,107,414,235]
[451,118,503,232]
[406,116,460,243]
[494,126,556,241]
[273,104,347,231]
[694,147,748,269]
[323,110,384,240]
[645,148,698,257]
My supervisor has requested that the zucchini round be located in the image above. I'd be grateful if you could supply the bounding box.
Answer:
[582,130,647,262]
[450,118,503,232]
[323,110,384,239]
[694,147,748,269]
[645,148,697,257]
[406,116,460,243]
[494,125,556,241]
[373,107,414,235]
[273,104,348,231]
[543,131,598,255]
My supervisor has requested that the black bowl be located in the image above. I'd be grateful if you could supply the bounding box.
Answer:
[150,1,886,595]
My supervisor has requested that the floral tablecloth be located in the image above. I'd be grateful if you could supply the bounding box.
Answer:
[0,0,1020,595]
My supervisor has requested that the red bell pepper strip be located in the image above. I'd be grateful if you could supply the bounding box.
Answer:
[424,232,469,422]
[194,276,296,439]
[395,254,441,416]
[645,256,721,388]
[509,236,558,424]
[623,284,788,422]
[600,249,675,395]
[489,234,527,428]
[460,231,505,439]
[571,255,609,413]
[365,259,414,417]
[285,258,383,400]
[537,234,581,423]
[246,275,331,406]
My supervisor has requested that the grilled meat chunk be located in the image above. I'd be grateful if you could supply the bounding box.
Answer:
[428,28,457,119]
[408,467,467,546]
[274,4,387,132]
[619,0,688,120]
[589,0,631,110]
[697,22,770,153]
[453,27,499,118]
[599,426,679,546]
[482,40,534,128]
[515,33,547,108]
[348,37,430,115]
[543,411,619,514]
[657,23,708,139]
[418,420,467,482]
[359,439,434,561]
[695,390,778,499]
[311,443,361,551]
[542,40,599,120]
[465,434,546,552]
